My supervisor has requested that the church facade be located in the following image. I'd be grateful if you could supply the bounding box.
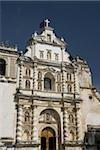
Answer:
[0,20,100,150]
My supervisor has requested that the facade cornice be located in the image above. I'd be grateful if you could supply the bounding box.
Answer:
[37,59,73,69]
[37,60,61,68]
[15,93,82,103]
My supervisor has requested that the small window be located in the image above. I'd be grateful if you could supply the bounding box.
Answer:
[47,34,51,42]
[26,68,30,77]
[25,80,30,89]
[47,51,51,60]
[67,84,72,93]
[44,77,51,90]
[40,51,44,59]
[0,59,6,75]
[55,53,59,61]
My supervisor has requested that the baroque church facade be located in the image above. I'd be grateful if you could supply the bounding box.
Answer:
[0,19,100,150]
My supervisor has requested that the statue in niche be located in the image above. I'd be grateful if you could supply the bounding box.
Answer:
[69,130,74,141]
[69,114,74,124]
[25,111,30,122]
[45,112,51,122]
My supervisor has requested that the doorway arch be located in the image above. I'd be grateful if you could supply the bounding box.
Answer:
[39,108,61,150]
[41,127,56,150]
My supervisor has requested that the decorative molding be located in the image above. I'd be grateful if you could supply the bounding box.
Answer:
[39,66,56,73]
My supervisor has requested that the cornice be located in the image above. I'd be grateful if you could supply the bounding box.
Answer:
[15,93,82,103]
[0,48,19,55]
[0,79,16,83]
[37,60,61,68]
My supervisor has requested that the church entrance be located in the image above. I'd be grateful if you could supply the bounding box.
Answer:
[41,127,56,150]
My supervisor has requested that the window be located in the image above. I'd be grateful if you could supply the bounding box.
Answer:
[44,78,51,90]
[47,34,51,42]
[0,59,6,75]
[67,84,72,93]
[44,72,55,91]
[47,51,51,60]
[40,51,44,59]
[67,73,71,81]
[55,53,59,61]
[26,68,30,77]
[25,80,30,89]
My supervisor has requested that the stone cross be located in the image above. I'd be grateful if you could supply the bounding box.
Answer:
[45,19,50,27]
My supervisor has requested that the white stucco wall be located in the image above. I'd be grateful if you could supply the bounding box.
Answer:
[0,82,16,139]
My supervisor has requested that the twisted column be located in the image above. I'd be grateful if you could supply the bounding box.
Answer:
[63,109,68,142]
[31,106,38,143]
[16,105,23,142]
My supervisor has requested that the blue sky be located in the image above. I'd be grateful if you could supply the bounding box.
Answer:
[0,1,100,91]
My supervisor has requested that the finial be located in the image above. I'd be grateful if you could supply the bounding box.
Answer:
[20,50,23,55]
[34,31,37,37]
[44,19,50,27]
[32,31,37,38]
[61,37,64,42]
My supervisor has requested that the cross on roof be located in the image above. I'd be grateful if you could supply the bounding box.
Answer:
[44,19,50,27]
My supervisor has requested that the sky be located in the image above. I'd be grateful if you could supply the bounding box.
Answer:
[0,1,100,91]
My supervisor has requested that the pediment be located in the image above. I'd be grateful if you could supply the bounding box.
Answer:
[31,27,66,47]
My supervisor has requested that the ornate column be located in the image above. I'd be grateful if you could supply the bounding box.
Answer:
[76,106,83,142]
[63,108,69,142]
[73,68,79,141]
[16,104,23,143]
[19,60,23,90]
[33,62,37,91]
[61,53,66,148]
[31,105,38,143]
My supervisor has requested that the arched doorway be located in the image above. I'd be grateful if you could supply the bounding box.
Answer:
[39,109,61,150]
[41,127,56,150]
